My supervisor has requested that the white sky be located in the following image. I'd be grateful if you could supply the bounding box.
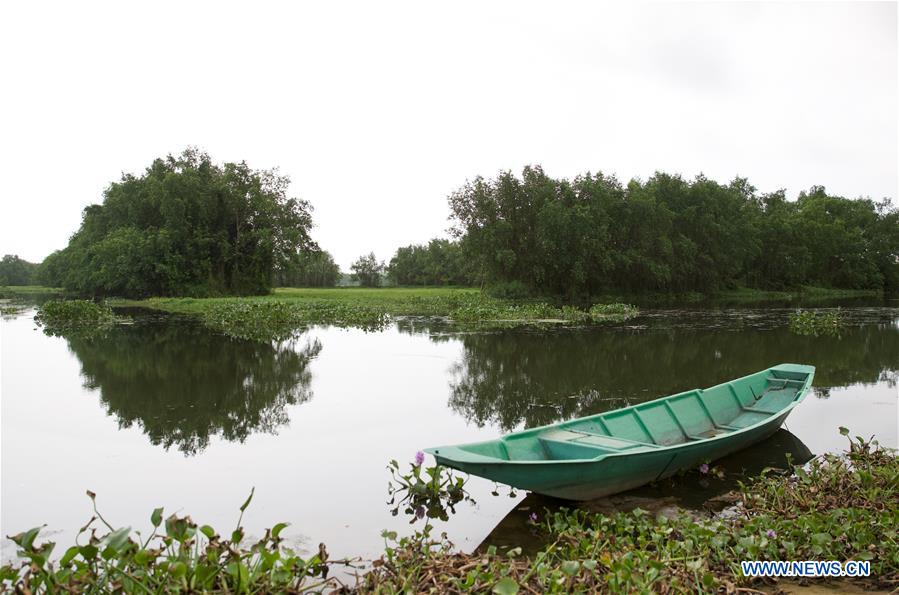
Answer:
[1,1,896,269]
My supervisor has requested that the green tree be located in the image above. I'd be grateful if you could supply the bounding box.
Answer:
[350,252,385,287]
[0,255,37,286]
[447,166,897,297]
[46,149,317,297]
[274,250,341,287]
[387,239,473,286]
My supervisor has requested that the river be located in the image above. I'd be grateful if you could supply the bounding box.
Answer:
[1,298,897,566]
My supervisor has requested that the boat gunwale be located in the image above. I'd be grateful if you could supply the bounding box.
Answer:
[425,364,815,466]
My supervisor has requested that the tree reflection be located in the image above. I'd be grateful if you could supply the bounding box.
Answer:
[64,321,321,455]
[444,320,899,431]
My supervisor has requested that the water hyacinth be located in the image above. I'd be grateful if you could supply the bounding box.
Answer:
[132,291,641,342]
[386,458,474,524]
[34,299,127,338]
[789,308,843,337]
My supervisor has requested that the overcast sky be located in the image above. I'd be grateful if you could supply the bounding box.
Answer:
[1,1,896,269]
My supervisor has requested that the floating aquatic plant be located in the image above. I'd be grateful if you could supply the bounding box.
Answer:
[34,299,128,338]
[386,454,475,524]
[789,308,843,337]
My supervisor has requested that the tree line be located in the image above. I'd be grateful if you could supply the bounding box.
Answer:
[0,255,38,286]
[7,155,897,297]
[446,167,898,296]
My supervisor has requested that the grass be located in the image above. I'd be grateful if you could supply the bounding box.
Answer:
[113,288,640,341]
[3,430,894,593]
[0,285,64,296]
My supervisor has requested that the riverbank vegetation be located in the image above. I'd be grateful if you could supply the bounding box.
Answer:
[366,431,897,593]
[0,490,354,593]
[3,431,895,593]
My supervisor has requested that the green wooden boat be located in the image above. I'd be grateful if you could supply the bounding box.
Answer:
[425,363,815,500]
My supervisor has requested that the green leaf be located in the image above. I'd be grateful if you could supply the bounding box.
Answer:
[240,487,255,513]
[811,532,831,545]
[0,566,18,582]
[11,526,43,550]
[195,563,218,588]
[271,522,289,540]
[839,426,850,436]
[492,577,520,595]
[59,545,80,566]
[103,527,132,552]
[134,549,152,566]
[170,561,188,578]
[151,507,163,528]
[561,560,580,576]
[200,525,216,539]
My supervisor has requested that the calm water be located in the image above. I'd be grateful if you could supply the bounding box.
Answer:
[2,300,897,565]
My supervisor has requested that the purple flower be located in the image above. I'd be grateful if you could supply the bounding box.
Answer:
[699,463,709,475]
[415,506,425,520]
[528,512,538,523]
[415,451,425,466]
[766,529,777,539]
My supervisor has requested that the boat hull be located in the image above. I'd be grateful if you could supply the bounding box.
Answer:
[426,364,814,501]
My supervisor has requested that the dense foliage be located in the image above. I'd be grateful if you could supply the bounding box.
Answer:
[448,167,899,297]
[274,250,341,287]
[0,254,37,286]
[38,149,317,298]
[387,239,473,286]
[350,252,386,287]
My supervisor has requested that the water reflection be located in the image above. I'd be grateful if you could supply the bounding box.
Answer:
[477,429,814,555]
[63,319,321,455]
[1,302,896,566]
[438,311,899,431]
